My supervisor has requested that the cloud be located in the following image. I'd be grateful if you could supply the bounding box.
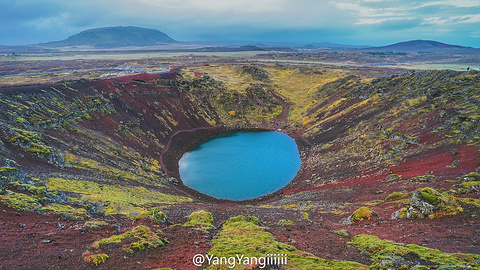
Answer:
[0,0,479,47]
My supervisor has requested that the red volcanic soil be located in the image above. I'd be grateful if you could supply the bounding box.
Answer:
[0,203,214,270]
[390,144,480,179]
[0,203,105,270]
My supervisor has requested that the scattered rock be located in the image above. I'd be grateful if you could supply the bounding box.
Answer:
[379,252,439,268]
[411,174,435,183]
[392,188,463,219]
[456,172,480,182]
[151,209,171,225]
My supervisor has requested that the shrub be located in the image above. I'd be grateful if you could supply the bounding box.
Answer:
[385,192,408,200]
[333,229,349,236]
[351,207,377,222]
[83,253,109,266]
[183,210,215,229]
[277,219,294,226]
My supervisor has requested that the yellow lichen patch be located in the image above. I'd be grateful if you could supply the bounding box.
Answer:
[325,97,348,111]
[207,119,216,126]
[404,96,427,107]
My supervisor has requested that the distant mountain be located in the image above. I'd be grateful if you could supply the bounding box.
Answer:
[41,26,176,49]
[192,45,266,52]
[301,42,370,50]
[362,40,476,52]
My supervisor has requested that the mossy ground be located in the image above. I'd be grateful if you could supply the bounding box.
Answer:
[91,225,166,253]
[207,215,367,270]
[350,234,480,269]
[351,207,377,223]
[83,253,109,266]
[41,203,87,219]
[395,187,465,219]
[385,192,408,200]
[46,178,191,218]
[183,210,215,229]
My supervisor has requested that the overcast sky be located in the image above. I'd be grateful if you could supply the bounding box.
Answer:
[1,0,479,47]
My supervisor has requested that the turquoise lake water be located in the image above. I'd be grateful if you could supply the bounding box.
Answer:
[178,131,301,200]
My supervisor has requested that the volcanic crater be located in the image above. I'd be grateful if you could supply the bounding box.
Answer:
[1,62,479,269]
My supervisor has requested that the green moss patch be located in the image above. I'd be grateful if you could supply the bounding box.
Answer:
[385,174,401,182]
[91,225,166,253]
[207,215,366,269]
[0,167,17,174]
[349,234,480,269]
[385,192,408,201]
[83,253,109,266]
[8,128,52,156]
[301,212,310,220]
[46,178,191,218]
[411,174,435,183]
[41,204,87,220]
[392,187,464,219]
[183,210,215,229]
[135,209,171,224]
[84,221,109,229]
[277,219,294,226]
[460,181,480,189]
[456,172,480,182]
[0,190,40,211]
[333,230,349,237]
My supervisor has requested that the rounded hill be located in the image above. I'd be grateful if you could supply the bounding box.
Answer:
[44,26,176,48]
